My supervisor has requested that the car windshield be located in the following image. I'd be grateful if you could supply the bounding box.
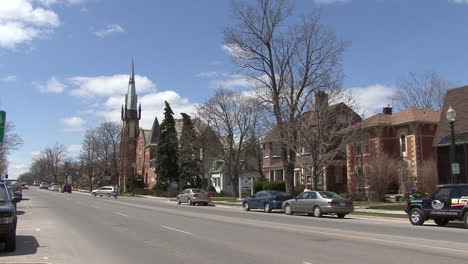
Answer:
[319,192,342,199]
[268,191,286,196]
[5,180,20,187]
[0,185,10,202]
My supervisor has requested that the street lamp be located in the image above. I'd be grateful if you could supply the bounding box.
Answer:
[446,106,459,184]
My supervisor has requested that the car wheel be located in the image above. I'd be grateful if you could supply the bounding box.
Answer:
[463,211,468,229]
[243,202,250,211]
[313,206,322,217]
[107,193,111,197]
[434,218,449,226]
[5,231,16,252]
[264,202,272,213]
[204,202,209,206]
[188,198,193,206]
[92,192,96,197]
[284,204,293,215]
[409,208,425,225]
[177,198,181,205]
[337,213,346,219]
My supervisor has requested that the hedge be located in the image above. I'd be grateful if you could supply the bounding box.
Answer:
[254,180,286,193]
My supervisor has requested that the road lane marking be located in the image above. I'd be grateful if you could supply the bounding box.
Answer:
[103,199,468,254]
[161,225,193,235]
[91,205,100,209]
[115,212,128,217]
[303,262,312,264]
[17,228,40,231]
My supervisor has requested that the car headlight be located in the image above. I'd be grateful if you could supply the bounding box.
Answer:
[0,216,14,224]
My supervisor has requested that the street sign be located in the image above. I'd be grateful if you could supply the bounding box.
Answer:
[241,178,252,189]
[0,111,5,143]
[452,163,460,174]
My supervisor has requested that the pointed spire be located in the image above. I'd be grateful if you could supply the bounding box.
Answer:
[150,117,160,144]
[125,60,138,111]
[121,105,124,120]
[138,103,142,120]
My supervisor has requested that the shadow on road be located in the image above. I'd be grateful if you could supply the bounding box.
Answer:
[16,210,25,215]
[0,235,40,255]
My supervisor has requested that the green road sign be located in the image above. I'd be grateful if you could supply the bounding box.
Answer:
[0,111,6,143]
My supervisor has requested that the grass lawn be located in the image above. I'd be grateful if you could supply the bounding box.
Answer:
[350,211,408,219]
[210,197,240,202]
[367,204,407,211]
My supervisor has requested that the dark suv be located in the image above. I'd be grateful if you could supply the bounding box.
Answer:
[405,184,468,228]
[0,181,18,251]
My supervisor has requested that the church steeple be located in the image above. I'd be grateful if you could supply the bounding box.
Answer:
[122,60,140,120]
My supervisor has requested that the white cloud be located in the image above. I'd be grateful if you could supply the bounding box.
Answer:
[7,160,31,179]
[35,0,88,6]
[314,0,350,4]
[196,71,218,78]
[0,75,16,82]
[450,0,468,4]
[94,24,125,38]
[69,74,156,97]
[30,151,41,158]
[67,144,81,156]
[60,116,85,131]
[347,84,396,117]
[0,0,60,49]
[34,76,67,93]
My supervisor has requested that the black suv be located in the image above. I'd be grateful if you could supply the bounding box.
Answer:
[405,184,468,228]
[0,181,18,251]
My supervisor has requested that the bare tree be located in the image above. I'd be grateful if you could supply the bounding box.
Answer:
[198,89,260,196]
[298,92,361,190]
[224,0,347,194]
[417,160,438,197]
[81,129,98,192]
[0,122,23,176]
[368,153,400,202]
[394,71,451,110]
[93,122,121,185]
[39,143,68,183]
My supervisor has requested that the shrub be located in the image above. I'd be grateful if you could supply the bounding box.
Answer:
[152,189,180,198]
[254,180,286,193]
[294,185,306,196]
[207,185,217,192]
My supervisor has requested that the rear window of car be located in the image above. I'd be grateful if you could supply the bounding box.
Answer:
[319,192,342,199]
[0,184,9,202]
[5,180,20,187]
[192,189,204,193]
[268,191,286,196]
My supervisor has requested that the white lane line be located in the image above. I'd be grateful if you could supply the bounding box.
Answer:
[91,205,100,209]
[161,225,193,235]
[17,228,40,231]
[115,212,128,217]
[303,262,312,264]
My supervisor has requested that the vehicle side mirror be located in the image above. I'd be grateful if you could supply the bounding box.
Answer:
[12,197,20,204]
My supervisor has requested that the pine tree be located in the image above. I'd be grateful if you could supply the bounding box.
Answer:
[179,113,201,189]
[155,101,179,189]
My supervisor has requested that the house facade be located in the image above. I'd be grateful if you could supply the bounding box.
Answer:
[434,85,468,184]
[135,117,160,189]
[262,92,361,193]
[347,106,440,195]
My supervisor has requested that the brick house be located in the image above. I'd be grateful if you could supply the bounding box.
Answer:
[434,85,468,184]
[262,92,361,193]
[135,117,160,189]
[347,106,440,194]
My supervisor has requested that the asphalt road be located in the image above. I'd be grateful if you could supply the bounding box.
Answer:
[1,188,468,264]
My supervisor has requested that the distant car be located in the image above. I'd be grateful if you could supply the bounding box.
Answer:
[33,180,40,186]
[92,186,116,197]
[50,184,60,191]
[177,188,210,206]
[20,182,28,189]
[242,190,293,213]
[282,191,354,218]
[61,184,72,193]
[0,181,18,252]
[4,179,22,201]
[39,182,49,189]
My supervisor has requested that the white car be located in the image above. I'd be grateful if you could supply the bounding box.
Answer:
[92,186,117,197]
[50,184,60,191]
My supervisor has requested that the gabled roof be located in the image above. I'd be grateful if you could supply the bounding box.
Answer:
[139,129,151,145]
[358,107,440,129]
[434,85,468,146]
[149,117,160,145]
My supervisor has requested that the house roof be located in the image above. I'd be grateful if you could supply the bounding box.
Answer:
[140,129,151,145]
[358,107,440,129]
[434,85,468,147]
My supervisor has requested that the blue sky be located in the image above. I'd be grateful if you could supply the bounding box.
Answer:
[1,0,468,178]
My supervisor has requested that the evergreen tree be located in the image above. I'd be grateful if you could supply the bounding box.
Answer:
[179,113,201,189]
[155,101,179,188]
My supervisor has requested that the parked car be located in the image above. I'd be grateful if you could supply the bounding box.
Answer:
[406,184,468,228]
[0,181,18,252]
[39,182,49,189]
[61,184,72,193]
[282,191,354,218]
[4,179,22,201]
[177,188,210,206]
[6,186,20,211]
[20,182,29,189]
[242,190,293,213]
[33,180,40,186]
[50,184,60,191]
[92,186,116,197]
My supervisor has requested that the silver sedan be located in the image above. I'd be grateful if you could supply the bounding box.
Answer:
[177,188,210,206]
[282,191,354,218]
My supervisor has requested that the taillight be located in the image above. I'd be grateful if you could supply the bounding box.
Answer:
[406,202,409,209]
[346,201,353,206]
[207,192,212,197]
[193,194,198,197]
[328,201,338,205]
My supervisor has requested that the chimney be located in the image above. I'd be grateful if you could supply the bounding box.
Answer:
[315,91,329,111]
[383,105,393,115]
